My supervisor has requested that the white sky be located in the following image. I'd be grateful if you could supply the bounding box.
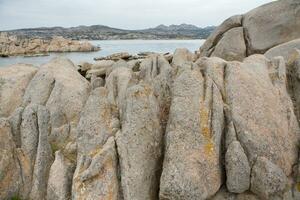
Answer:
[0,0,275,31]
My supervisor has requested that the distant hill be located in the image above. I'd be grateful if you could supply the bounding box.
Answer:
[2,24,215,40]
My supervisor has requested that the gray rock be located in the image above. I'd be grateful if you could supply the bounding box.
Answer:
[91,76,104,89]
[265,39,300,61]
[94,52,131,61]
[139,55,173,129]
[251,157,288,199]
[199,15,242,57]
[8,107,24,148]
[76,87,114,158]
[172,48,196,67]
[92,60,115,70]
[211,27,246,61]
[225,141,250,193]
[0,118,22,200]
[0,64,37,117]
[287,49,300,121]
[47,151,75,200]
[105,64,133,114]
[23,58,90,127]
[23,58,90,153]
[160,67,222,200]
[200,0,300,60]
[243,0,300,54]
[29,106,54,199]
[225,55,299,176]
[116,84,163,200]
[20,104,39,168]
[72,137,120,200]
[225,121,237,149]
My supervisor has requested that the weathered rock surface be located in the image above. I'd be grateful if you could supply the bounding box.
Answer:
[0,118,22,200]
[172,48,196,67]
[0,64,37,117]
[287,49,300,121]
[159,66,223,200]
[0,33,99,56]
[29,106,53,200]
[73,137,120,200]
[225,141,250,193]
[211,27,246,61]
[225,55,299,176]
[1,4,300,196]
[251,157,288,199]
[23,58,90,150]
[200,0,300,61]
[47,151,75,200]
[199,15,242,57]
[117,84,163,200]
[265,39,300,61]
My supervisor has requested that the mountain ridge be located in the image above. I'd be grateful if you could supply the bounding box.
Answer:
[1,24,215,40]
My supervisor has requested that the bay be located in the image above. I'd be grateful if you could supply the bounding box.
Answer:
[0,39,205,67]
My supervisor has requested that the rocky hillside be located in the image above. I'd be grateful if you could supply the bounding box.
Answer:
[2,24,215,40]
[1,0,300,200]
[0,33,99,56]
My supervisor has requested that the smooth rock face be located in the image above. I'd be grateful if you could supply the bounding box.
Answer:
[0,64,37,117]
[251,157,288,199]
[225,141,250,193]
[117,84,163,200]
[172,48,196,67]
[243,0,300,54]
[265,39,300,61]
[211,27,246,61]
[200,15,242,57]
[199,0,300,60]
[160,67,222,200]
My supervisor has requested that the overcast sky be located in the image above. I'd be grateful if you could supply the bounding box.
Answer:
[0,0,275,31]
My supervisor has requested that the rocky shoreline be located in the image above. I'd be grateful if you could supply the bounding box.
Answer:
[0,33,99,57]
[1,0,300,200]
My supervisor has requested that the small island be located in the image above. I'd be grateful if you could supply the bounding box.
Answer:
[0,32,99,57]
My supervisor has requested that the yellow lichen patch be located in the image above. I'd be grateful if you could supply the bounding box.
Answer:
[89,147,103,158]
[297,182,300,192]
[204,140,215,156]
[199,103,211,138]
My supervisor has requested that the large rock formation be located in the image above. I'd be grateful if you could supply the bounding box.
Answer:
[0,33,99,56]
[0,47,300,199]
[199,0,300,61]
[1,1,300,200]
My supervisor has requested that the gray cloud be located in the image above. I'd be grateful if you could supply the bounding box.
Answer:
[0,0,275,30]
